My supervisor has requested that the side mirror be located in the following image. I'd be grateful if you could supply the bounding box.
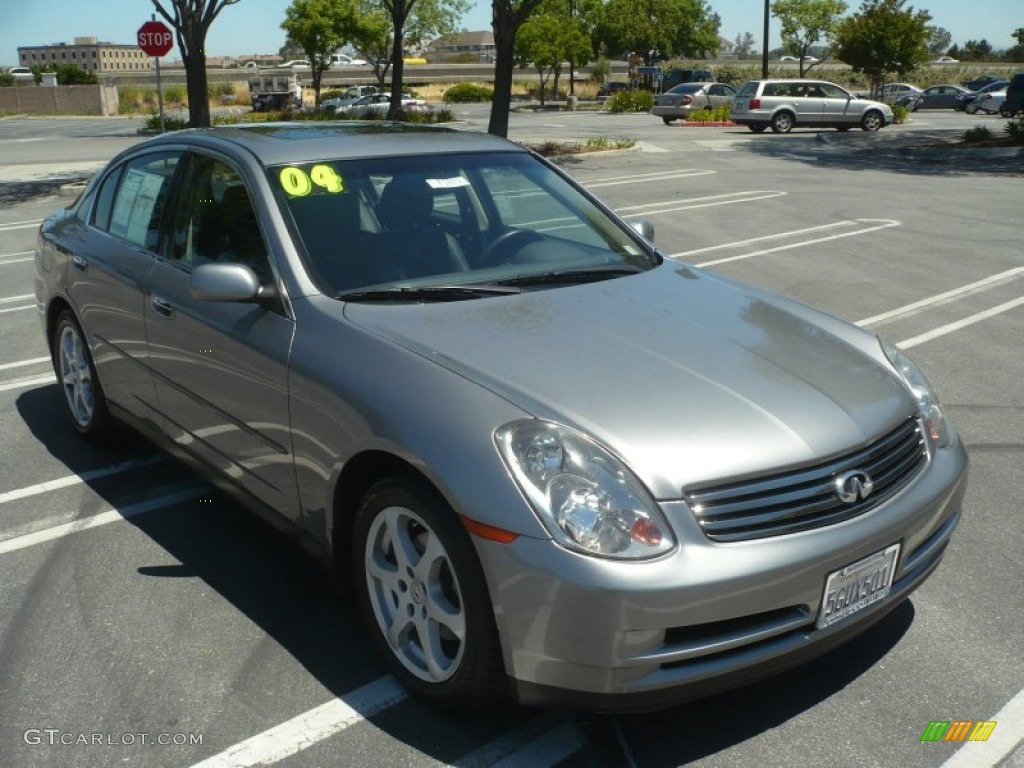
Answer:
[190,263,265,302]
[630,218,655,242]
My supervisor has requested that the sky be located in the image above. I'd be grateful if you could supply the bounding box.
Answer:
[2,0,1020,66]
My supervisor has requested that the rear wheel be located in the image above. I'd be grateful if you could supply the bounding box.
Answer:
[352,478,505,709]
[662,116,675,125]
[748,124,767,133]
[770,111,794,133]
[861,110,883,132]
[52,310,112,440]
[965,101,980,115]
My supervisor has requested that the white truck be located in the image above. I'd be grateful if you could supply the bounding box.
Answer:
[248,74,303,112]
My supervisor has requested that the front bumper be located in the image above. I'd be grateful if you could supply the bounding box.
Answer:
[476,436,968,711]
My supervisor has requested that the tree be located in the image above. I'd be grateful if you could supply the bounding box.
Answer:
[282,0,363,110]
[38,63,99,84]
[593,0,719,63]
[771,0,847,76]
[515,8,592,104]
[1014,28,1024,46]
[925,25,951,56]
[734,32,756,59]
[833,0,931,92]
[152,0,241,128]
[961,39,992,61]
[490,0,549,136]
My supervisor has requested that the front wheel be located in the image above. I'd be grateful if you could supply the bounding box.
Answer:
[770,111,794,133]
[352,479,505,708]
[861,110,883,132]
[965,102,980,115]
[52,310,113,440]
[748,124,767,133]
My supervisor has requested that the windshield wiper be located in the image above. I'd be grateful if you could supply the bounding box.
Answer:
[497,264,644,287]
[337,284,522,302]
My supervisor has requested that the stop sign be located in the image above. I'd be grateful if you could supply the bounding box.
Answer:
[137,20,173,57]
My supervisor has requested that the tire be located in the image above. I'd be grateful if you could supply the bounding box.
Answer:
[352,478,505,709]
[965,102,980,115]
[860,110,883,132]
[837,126,851,132]
[770,111,794,133]
[52,310,113,440]
[748,124,767,133]
[662,116,674,125]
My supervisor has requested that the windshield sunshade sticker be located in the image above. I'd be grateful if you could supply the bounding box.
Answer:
[279,165,344,197]
[426,177,470,189]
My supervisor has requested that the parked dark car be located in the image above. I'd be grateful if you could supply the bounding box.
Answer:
[597,80,629,98]
[903,84,972,111]
[1000,72,1024,117]
[961,75,1004,91]
[953,80,1009,111]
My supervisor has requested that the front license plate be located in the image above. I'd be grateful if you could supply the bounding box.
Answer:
[817,543,900,629]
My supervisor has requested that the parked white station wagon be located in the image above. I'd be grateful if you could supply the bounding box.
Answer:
[731,79,893,133]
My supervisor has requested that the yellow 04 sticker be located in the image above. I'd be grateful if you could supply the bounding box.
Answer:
[279,165,344,196]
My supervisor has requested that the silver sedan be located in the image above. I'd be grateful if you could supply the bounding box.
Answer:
[651,82,737,124]
[35,123,967,711]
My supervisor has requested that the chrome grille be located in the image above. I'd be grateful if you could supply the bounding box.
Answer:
[686,417,928,542]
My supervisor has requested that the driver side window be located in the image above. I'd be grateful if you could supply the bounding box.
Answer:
[170,155,272,282]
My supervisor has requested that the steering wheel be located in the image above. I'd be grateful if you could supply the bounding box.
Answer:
[479,229,543,266]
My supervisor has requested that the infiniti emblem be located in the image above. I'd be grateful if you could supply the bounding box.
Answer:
[835,470,874,503]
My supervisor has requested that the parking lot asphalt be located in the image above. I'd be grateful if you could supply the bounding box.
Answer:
[1,111,1022,767]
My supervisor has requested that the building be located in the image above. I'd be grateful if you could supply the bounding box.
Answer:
[18,36,151,73]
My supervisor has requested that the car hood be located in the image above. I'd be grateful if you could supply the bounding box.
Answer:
[343,264,912,499]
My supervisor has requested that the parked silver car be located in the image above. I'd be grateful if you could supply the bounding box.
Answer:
[650,82,736,124]
[35,124,967,711]
[732,79,893,133]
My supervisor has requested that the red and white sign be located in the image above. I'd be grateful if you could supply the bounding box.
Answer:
[137,21,174,57]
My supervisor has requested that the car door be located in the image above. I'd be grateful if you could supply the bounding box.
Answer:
[62,151,183,422]
[145,152,300,521]
[791,83,826,123]
[819,82,858,125]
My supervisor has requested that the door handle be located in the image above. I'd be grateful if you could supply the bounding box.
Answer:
[151,295,174,317]
[72,254,88,271]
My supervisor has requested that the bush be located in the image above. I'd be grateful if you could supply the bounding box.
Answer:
[1003,118,1024,143]
[144,113,188,131]
[606,89,654,113]
[443,82,494,103]
[891,103,909,123]
[685,105,732,122]
[591,57,610,84]
[964,125,992,142]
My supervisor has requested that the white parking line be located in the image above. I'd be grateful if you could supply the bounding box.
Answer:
[0,258,33,266]
[857,267,1024,327]
[588,170,715,188]
[585,169,711,185]
[0,293,33,305]
[0,220,42,232]
[486,723,582,768]
[940,687,1024,768]
[620,191,787,218]
[189,676,408,768]
[676,221,859,257]
[0,455,167,506]
[0,373,54,393]
[0,305,34,314]
[0,485,205,555]
[0,355,49,372]
[693,219,900,267]
[897,296,1024,350]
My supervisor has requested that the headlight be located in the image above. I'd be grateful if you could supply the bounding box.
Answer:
[881,340,950,448]
[495,420,675,559]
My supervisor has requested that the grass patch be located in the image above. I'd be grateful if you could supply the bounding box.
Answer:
[529,137,635,157]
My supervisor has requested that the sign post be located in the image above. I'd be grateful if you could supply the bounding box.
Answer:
[137,17,174,132]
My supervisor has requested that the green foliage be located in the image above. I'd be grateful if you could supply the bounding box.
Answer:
[443,83,494,102]
[891,103,908,122]
[685,105,731,122]
[282,0,365,100]
[591,57,610,84]
[963,125,992,143]
[594,0,720,60]
[834,0,932,88]
[208,82,235,99]
[0,73,14,87]
[605,89,654,112]
[38,64,99,84]
[164,84,188,105]
[144,113,189,131]
[772,0,847,75]
[1005,118,1024,144]
[445,52,481,63]
[516,10,593,103]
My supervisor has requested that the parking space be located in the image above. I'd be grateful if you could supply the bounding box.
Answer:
[1,118,1021,767]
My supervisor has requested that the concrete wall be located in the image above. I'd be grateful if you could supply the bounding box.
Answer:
[0,84,119,116]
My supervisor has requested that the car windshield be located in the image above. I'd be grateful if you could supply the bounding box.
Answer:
[271,151,656,298]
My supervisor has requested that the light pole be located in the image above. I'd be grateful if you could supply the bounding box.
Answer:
[569,0,576,97]
[762,0,770,78]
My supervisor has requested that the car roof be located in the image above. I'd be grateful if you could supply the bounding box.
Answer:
[133,122,525,167]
